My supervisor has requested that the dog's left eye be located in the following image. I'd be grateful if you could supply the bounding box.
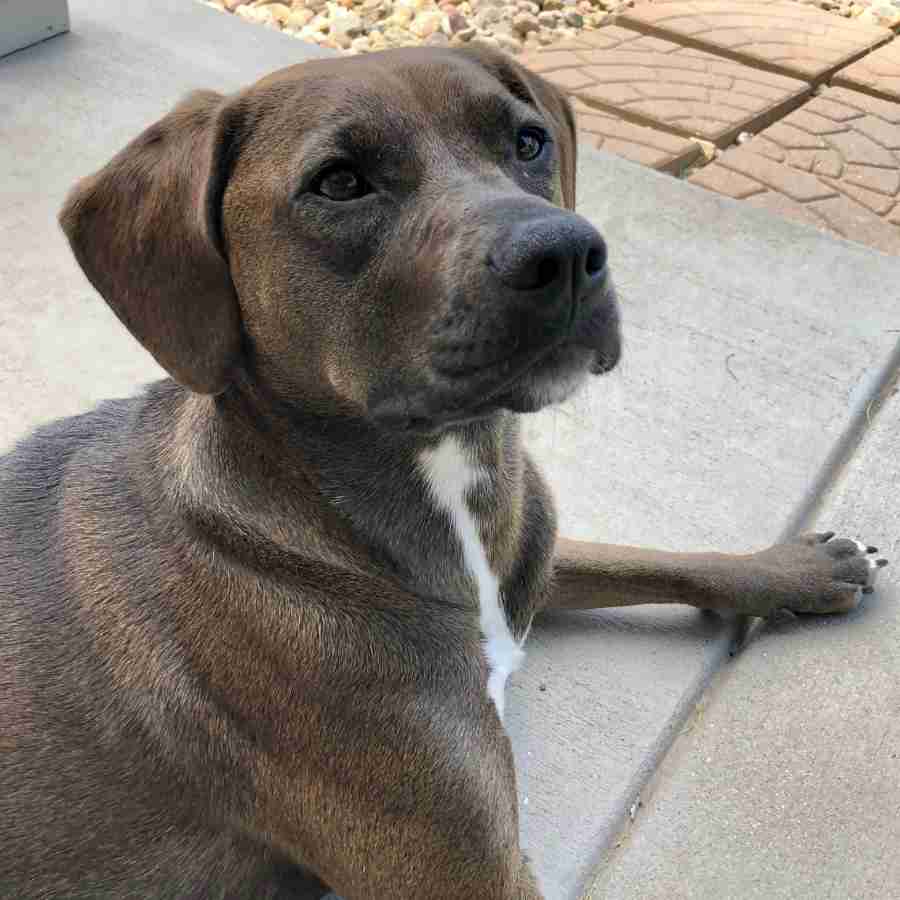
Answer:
[516,128,547,162]
[313,166,371,202]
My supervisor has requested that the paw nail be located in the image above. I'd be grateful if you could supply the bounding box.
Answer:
[822,531,836,541]
[877,559,889,567]
[862,586,874,594]
[867,546,878,554]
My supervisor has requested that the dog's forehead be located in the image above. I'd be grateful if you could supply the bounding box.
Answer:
[250,49,538,148]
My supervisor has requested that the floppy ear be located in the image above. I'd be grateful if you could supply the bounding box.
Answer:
[59,90,243,394]
[460,46,578,210]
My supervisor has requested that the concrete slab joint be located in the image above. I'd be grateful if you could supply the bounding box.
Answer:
[589,379,900,900]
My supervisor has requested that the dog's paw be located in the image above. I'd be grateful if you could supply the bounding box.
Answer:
[744,531,888,616]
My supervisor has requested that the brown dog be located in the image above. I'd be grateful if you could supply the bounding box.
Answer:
[0,46,885,899]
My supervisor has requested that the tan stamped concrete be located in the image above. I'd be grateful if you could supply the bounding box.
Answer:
[521,26,809,146]
[835,36,900,102]
[688,87,900,254]
[572,99,702,174]
[619,0,891,82]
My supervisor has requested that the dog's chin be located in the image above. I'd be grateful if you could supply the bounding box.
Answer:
[491,341,617,415]
[497,372,587,414]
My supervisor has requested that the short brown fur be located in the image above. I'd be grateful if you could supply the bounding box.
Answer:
[0,47,885,899]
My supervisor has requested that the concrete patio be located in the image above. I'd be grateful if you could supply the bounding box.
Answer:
[2,1,898,897]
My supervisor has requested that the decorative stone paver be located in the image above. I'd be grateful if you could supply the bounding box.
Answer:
[688,87,900,254]
[521,26,809,146]
[571,98,702,173]
[835,36,900,102]
[619,0,891,82]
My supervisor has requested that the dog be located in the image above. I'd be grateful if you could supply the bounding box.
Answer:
[0,45,886,899]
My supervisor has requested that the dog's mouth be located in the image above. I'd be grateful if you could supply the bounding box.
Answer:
[455,281,621,411]
[369,284,621,432]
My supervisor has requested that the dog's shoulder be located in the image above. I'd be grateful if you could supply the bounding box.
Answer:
[0,382,174,592]
[1,394,137,510]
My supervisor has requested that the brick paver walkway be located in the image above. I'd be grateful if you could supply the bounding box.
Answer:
[522,26,809,146]
[618,0,890,81]
[689,88,900,254]
[522,0,900,255]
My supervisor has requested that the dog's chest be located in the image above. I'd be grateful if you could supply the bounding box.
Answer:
[419,436,524,720]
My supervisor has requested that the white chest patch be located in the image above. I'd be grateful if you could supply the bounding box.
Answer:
[419,436,524,720]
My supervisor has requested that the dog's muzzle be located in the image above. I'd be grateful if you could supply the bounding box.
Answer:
[367,202,621,430]
[429,207,615,377]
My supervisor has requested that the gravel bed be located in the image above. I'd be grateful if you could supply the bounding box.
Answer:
[201,0,900,59]
[201,0,632,55]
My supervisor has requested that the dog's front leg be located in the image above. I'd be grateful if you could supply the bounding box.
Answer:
[549,532,887,617]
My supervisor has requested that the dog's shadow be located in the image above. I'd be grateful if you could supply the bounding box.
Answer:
[527,603,726,661]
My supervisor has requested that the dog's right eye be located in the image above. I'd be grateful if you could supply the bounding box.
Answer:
[312,166,371,202]
[516,127,548,162]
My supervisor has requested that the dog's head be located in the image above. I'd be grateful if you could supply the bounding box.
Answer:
[60,47,620,431]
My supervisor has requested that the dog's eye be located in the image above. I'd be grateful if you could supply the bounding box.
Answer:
[516,128,547,162]
[313,166,370,202]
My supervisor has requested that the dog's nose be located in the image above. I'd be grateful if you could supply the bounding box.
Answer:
[487,216,607,300]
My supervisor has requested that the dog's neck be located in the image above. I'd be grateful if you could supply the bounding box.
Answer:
[155,379,529,614]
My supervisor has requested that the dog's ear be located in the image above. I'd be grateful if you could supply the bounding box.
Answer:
[460,46,578,210]
[59,90,243,395]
